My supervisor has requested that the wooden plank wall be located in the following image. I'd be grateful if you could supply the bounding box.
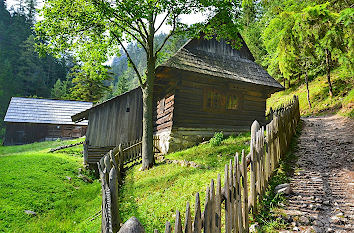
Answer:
[86,88,143,148]
[173,73,267,131]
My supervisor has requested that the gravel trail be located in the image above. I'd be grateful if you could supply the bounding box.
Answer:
[281,115,354,233]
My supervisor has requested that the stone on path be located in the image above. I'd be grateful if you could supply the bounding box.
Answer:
[275,183,292,195]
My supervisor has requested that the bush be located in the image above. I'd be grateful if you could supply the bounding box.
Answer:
[209,132,224,146]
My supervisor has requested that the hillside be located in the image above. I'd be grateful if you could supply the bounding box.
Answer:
[267,70,353,118]
[0,139,101,232]
[119,133,251,232]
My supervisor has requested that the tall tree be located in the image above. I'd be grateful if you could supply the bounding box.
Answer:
[36,0,242,170]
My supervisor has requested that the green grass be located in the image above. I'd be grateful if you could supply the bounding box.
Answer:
[0,139,101,233]
[0,137,84,157]
[267,69,353,118]
[119,133,251,232]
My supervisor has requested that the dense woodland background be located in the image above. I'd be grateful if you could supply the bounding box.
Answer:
[0,0,352,139]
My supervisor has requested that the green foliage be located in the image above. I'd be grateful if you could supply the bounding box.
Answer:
[35,0,244,102]
[69,64,112,103]
[209,131,224,147]
[51,78,72,100]
[119,133,251,232]
[0,138,101,232]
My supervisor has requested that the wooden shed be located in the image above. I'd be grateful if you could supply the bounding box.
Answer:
[73,35,284,165]
[72,88,143,164]
[3,97,92,145]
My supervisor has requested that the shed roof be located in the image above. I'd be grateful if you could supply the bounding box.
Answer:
[72,87,141,123]
[4,97,93,125]
[158,37,284,90]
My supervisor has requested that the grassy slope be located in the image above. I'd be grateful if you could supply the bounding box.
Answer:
[267,70,353,118]
[119,133,251,232]
[0,139,101,233]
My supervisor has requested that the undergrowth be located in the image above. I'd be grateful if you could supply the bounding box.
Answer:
[267,69,353,118]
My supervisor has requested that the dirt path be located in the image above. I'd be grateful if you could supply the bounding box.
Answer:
[282,115,354,233]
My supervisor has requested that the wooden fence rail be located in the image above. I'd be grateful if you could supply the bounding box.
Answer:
[99,95,300,233]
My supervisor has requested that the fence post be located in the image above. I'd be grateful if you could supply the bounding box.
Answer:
[83,139,89,166]
[109,166,121,232]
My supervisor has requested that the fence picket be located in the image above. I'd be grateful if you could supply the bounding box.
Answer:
[241,150,249,233]
[175,210,182,233]
[193,193,202,233]
[225,164,231,233]
[216,174,221,233]
[235,153,243,233]
[210,179,216,232]
[250,141,256,214]
[229,159,235,231]
[165,221,172,233]
[184,202,192,233]
[204,186,210,233]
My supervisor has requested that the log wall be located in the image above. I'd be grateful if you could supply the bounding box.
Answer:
[3,122,87,146]
[172,73,268,132]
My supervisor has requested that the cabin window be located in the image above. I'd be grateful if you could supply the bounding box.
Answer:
[227,95,239,110]
[205,89,225,110]
[204,88,240,112]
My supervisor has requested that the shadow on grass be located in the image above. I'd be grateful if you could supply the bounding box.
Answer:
[255,120,304,232]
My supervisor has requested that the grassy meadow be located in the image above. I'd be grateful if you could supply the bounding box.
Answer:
[0,138,101,233]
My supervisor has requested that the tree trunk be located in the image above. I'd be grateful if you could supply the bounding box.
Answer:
[283,78,286,89]
[325,48,334,97]
[141,15,155,170]
[305,68,312,110]
[287,78,291,88]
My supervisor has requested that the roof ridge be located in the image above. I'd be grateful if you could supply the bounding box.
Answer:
[11,97,92,104]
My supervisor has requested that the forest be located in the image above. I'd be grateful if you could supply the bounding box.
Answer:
[0,0,352,140]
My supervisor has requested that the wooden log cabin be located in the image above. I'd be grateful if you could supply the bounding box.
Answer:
[3,97,92,145]
[154,35,284,153]
[73,34,284,165]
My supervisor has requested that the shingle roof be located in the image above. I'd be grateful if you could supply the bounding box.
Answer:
[4,97,93,125]
[159,38,284,90]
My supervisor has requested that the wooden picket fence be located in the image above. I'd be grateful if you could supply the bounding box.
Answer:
[98,95,300,233]
[159,95,300,233]
[97,136,162,233]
